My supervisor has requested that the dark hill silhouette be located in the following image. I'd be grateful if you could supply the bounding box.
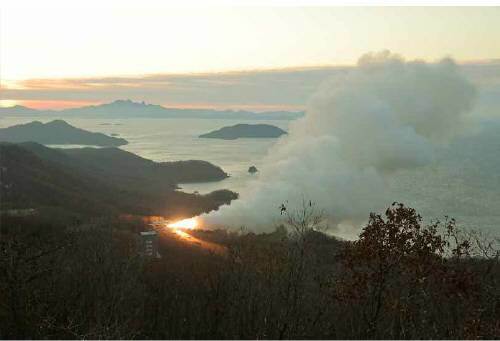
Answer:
[0,142,236,217]
[18,142,229,193]
[0,120,127,146]
[199,123,287,140]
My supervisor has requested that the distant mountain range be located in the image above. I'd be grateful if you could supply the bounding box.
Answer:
[0,120,128,146]
[0,99,304,120]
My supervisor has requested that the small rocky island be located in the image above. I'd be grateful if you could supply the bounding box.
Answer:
[199,123,287,140]
[0,120,128,146]
[248,166,258,174]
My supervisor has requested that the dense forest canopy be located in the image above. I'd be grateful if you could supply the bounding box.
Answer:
[1,203,498,339]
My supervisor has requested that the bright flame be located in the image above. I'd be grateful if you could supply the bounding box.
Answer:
[174,229,193,240]
[167,217,198,230]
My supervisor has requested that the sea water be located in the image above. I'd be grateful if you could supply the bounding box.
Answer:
[0,117,288,195]
[1,116,499,234]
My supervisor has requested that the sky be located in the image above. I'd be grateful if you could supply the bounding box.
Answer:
[1,3,500,110]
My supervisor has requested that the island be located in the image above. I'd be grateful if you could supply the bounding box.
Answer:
[248,166,258,174]
[0,120,128,146]
[199,123,287,140]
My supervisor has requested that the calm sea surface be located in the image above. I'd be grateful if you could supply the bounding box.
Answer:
[1,116,499,234]
[0,117,288,195]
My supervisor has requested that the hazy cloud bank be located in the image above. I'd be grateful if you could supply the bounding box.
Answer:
[3,60,499,114]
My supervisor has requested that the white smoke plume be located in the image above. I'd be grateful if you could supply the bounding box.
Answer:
[201,51,476,236]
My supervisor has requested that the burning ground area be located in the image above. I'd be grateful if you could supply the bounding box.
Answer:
[151,217,227,256]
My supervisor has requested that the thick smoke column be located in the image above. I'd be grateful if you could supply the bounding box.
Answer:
[201,51,476,235]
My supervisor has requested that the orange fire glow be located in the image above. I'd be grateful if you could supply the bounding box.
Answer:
[167,217,198,230]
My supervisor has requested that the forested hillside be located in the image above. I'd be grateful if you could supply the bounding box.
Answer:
[0,143,236,217]
[0,203,498,339]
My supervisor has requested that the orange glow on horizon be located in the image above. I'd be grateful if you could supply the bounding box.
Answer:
[1,99,303,112]
[18,100,102,110]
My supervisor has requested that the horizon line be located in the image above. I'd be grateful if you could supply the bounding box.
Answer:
[0,99,306,113]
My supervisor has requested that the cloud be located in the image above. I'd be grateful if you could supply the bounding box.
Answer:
[200,51,477,236]
[1,66,347,110]
[1,60,499,114]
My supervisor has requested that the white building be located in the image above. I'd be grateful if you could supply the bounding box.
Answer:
[140,230,160,258]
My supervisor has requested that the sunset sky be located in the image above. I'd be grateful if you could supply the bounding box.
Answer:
[1,2,500,110]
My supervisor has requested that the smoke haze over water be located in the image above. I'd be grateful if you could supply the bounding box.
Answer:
[201,51,477,236]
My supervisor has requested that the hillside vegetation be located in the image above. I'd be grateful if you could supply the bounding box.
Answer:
[0,203,498,339]
[0,142,236,217]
